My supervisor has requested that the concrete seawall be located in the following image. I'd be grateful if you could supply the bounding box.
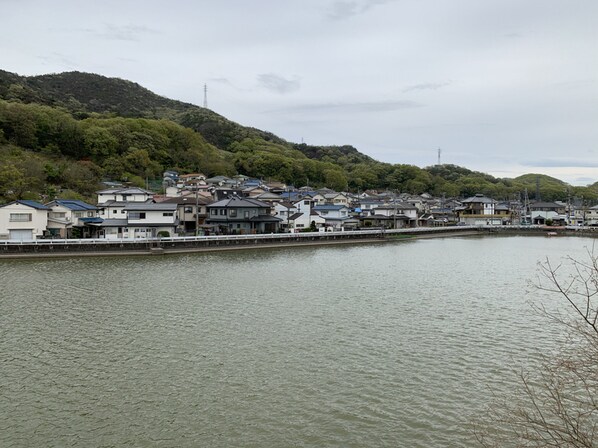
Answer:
[1,226,593,259]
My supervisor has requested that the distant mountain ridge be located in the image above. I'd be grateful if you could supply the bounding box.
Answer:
[0,68,596,203]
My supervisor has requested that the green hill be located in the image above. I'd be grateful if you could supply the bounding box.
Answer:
[0,69,595,203]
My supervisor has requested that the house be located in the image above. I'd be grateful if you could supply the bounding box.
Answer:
[323,192,350,206]
[0,200,49,240]
[45,199,99,238]
[212,187,244,201]
[206,196,282,234]
[91,202,178,239]
[312,204,350,230]
[529,201,567,225]
[359,203,417,229]
[160,194,212,234]
[264,181,287,194]
[96,187,153,205]
[255,192,283,203]
[456,194,502,225]
[288,198,316,231]
[273,202,298,232]
[205,175,235,187]
[356,198,385,216]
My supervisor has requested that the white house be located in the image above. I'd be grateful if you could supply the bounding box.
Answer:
[456,194,501,225]
[46,199,99,238]
[312,204,350,230]
[288,198,316,231]
[92,202,178,239]
[97,187,154,205]
[273,202,298,231]
[0,200,49,240]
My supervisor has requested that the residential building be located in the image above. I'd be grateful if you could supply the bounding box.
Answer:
[91,202,178,239]
[46,199,99,238]
[456,194,502,225]
[160,194,212,234]
[206,196,282,234]
[0,200,49,240]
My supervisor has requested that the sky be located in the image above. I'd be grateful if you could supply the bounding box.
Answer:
[2,0,597,185]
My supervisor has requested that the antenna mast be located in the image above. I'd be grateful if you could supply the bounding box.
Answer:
[203,83,208,109]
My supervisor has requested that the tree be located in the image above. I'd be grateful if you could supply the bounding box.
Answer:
[474,252,598,447]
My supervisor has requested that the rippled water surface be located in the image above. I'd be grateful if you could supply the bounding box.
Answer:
[0,235,593,447]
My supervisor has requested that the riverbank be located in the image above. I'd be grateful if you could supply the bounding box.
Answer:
[0,227,475,259]
[0,226,592,259]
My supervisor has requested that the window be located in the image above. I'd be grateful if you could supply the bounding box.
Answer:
[163,212,174,217]
[121,210,125,214]
[229,209,237,217]
[129,212,146,219]
[184,206,193,213]
[9,213,32,222]
[49,212,66,219]
[211,209,217,215]
[244,211,249,219]
[219,209,226,215]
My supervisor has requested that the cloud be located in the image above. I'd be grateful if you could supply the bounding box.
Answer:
[80,24,160,42]
[575,177,596,184]
[327,0,393,20]
[268,100,422,114]
[521,158,598,168]
[36,52,79,69]
[402,82,451,93]
[257,73,300,94]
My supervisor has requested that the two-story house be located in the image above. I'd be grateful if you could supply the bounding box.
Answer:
[206,196,282,234]
[160,194,212,234]
[91,202,178,239]
[46,199,99,238]
[359,203,417,229]
[311,204,351,230]
[97,187,155,220]
[456,194,502,225]
[0,200,49,240]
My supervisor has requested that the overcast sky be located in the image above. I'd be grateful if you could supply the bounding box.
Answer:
[2,0,597,185]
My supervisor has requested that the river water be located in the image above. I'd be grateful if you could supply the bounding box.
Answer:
[0,235,593,447]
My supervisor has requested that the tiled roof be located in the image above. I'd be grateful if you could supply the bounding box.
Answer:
[52,199,97,211]
[124,202,178,211]
[209,197,271,208]
[2,200,51,210]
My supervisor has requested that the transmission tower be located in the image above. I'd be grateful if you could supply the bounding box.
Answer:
[203,83,208,109]
[437,147,442,166]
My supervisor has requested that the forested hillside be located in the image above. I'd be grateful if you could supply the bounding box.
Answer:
[0,69,596,203]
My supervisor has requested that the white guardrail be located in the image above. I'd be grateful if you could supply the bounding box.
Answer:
[0,225,506,246]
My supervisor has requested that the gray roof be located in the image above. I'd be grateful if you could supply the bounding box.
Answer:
[124,202,178,211]
[97,187,153,195]
[462,194,495,204]
[209,196,271,209]
[160,196,212,205]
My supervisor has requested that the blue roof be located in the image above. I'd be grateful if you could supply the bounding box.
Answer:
[53,199,97,211]
[15,200,50,210]
[80,217,104,224]
[313,204,348,211]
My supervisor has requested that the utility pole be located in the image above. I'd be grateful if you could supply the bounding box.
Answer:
[195,187,199,236]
